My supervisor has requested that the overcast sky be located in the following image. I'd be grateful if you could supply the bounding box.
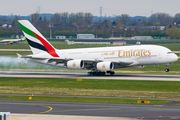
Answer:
[1,0,180,17]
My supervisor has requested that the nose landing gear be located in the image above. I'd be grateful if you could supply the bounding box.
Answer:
[165,64,170,72]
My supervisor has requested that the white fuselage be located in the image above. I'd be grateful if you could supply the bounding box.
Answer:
[29,45,178,69]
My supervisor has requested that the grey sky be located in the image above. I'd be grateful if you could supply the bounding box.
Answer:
[1,0,180,17]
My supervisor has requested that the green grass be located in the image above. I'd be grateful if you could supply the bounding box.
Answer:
[0,41,115,50]
[115,59,180,75]
[0,51,32,56]
[158,43,180,51]
[1,41,179,51]
[0,77,180,91]
[0,95,171,104]
[173,103,180,106]
[0,41,180,53]
[0,41,30,49]
[176,53,180,56]
[0,37,11,41]
[0,78,180,99]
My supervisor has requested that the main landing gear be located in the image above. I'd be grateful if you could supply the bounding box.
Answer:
[88,71,115,76]
[106,71,115,76]
[165,64,169,72]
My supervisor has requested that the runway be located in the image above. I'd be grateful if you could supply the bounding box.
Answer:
[1,100,180,120]
[0,71,180,81]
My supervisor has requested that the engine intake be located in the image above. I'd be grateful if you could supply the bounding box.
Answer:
[67,60,84,69]
[97,61,114,71]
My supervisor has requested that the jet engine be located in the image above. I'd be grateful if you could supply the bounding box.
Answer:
[67,60,84,69]
[96,61,114,71]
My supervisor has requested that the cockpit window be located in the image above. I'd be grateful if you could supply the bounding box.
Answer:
[167,52,173,54]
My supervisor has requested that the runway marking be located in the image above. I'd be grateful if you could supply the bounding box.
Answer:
[12,104,53,120]
[1,72,180,81]
[35,105,53,114]
[48,108,125,113]
[48,106,180,114]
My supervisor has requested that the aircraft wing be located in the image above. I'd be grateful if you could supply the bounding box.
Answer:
[17,54,133,70]
[45,58,134,69]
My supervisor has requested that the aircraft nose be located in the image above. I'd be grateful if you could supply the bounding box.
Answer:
[172,53,178,62]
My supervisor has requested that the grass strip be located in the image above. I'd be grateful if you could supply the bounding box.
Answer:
[1,77,180,91]
[1,41,180,51]
[172,103,180,106]
[0,78,180,99]
[0,95,171,105]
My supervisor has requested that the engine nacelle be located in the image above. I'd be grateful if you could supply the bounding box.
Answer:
[67,60,84,69]
[97,61,114,71]
[132,65,145,68]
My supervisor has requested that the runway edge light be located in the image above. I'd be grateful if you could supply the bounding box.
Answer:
[29,97,32,100]
[137,100,150,104]
[77,78,83,81]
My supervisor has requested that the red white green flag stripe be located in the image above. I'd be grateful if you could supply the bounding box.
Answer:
[18,20,59,57]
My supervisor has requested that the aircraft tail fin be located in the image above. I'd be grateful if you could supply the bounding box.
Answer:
[18,20,59,57]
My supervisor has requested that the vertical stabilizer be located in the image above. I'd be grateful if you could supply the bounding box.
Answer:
[18,20,59,57]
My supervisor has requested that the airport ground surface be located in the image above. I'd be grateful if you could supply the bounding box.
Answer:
[0,71,180,81]
[1,100,180,120]
[0,43,180,119]
[1,72,180,120]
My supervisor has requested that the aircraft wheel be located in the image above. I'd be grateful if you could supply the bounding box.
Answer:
[97,72,105,76]
[88,72,94,76]
[165,68,169,72]
[110,71,115,76]
[106,71,115,75]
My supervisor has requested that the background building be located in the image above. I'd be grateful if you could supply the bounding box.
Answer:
[77,34,95,39]
[131,36,153,40]
[113,41,126,45]
[55,36,66,39]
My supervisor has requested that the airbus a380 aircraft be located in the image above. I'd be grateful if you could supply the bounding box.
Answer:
[17,20,178,76]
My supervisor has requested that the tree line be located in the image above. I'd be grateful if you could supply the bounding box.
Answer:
[0,12,180,38]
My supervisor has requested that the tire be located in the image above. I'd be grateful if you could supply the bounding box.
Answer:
[88,72,94,76]
[165,69,169,72]
[97,72,106,76]
[110,71,115,76]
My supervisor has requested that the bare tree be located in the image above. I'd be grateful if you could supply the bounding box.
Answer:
[117,14,130,25]
[43,16,47,23]
[84,12,93,24]
[76,12,84,26]
[148,13,158,24]
[12,15,19,28]
[50,13,61,25]
[174,13,180,24]
[157,13,172,25]
[148,13,173,25]
[69,13,76,25]
[60,12,68,25]
[140,17,147,25]
[31,13,39,23]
